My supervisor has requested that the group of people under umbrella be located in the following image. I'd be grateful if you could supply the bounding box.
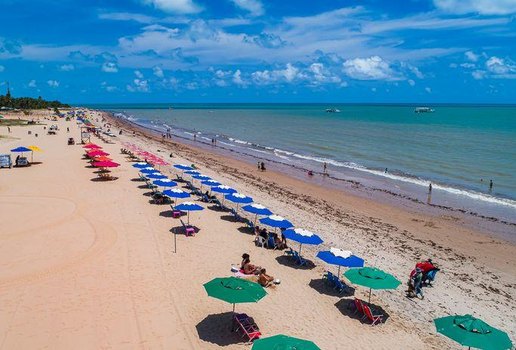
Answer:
[10,145,42,166]
[130,156,512,349]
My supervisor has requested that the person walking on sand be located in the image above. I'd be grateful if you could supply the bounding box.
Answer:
[260,162,266,171]
[257,161,261,170]
[413,267,424,300]
[323,162,328,176]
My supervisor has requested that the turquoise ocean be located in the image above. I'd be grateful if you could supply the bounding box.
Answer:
[93,103,516,226]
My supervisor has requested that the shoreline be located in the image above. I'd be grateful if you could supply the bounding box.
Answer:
[106,111,516,243]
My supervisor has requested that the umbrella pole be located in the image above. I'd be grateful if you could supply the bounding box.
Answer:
[337,266,341,276]
[174,228,177,254]
[368,288,372,303]
[31,151,33,163]
[254,213,257,226]
[187,211,190,225]
[299,243,303,256]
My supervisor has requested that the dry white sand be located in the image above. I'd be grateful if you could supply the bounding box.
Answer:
[0,110,514,349]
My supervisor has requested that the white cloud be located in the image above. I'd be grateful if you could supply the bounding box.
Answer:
[343,56,397,80]
[460,63,476,68]
[425,87,432,93]
[59,64,75,71]
[47,80,59,88]
[127,78,150,92]
[251,63,301,84]
[230,0,264,16]
[465,51,478,62]
[99,12,155,23]
[141,0,201,14]
[433,0,516,15]
[232,69,246,85]
[472,70,486,80]
[102,62,118,73]
[28,80,37,88]
[135,70,144,78]
[153,66,164,78]
[485,56,515,76]
[0,65,4,72]
[408,79,415,86]
[309,63,341,84]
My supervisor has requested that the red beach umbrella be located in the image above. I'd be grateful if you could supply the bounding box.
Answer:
[92,161,120,168]
[83,143,102,149]
[87,150,110,157]
[92,156,112,162]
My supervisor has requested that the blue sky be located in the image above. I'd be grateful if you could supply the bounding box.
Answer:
[0,0,515,103]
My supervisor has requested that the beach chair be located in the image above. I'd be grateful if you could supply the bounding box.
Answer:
[292,250,306,266]
[363,305,384,325]
[255,236,266,247]
[323,271,335,285]
[246,220,255,231]
[175,174,184,182]
[334,279,346,293]
[233,313,261,343]
[265,236,277,250]
[180,219,195,236]
[230,208,244,222]
[350,298,367,319]
[170,205,183,218]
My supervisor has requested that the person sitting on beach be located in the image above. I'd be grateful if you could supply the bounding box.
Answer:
[260,162,266,171]
[241,253,260,275]
[258,268,275,287]
[272,232,287,250]
[259,228,268,240]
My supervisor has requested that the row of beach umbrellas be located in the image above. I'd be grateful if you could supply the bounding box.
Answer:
[132,154,512,349]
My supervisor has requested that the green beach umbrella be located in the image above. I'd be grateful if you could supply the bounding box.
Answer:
[252,334,321,350]
[203,277,267,312]
[343,266,401,302]
[434,314,512,350]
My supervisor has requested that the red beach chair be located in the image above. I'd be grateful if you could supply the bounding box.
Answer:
[233,313,261,343]
[363,305,384,326]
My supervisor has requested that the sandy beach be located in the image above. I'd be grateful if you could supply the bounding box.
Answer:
[0,110,514,349]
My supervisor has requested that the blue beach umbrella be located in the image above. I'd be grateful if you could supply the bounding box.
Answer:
[139,167,156,174]
[225,193,253,204]
[242,203,273,216]
[201,179,220,186]
[192,174,211,181]
[242,203,273,225]
[174,201,204,225]
[146,172,168,179]
[11,146,32,153]
[211,185,237,195]
[153,179,177,188]
[316,249,364,275]
[174,164,193,171]
[259,215,293,229]
[185,169,200,175]
[225,193,253,214]
[283,228,323,256]
[163,188,191,200]
[132,162,151,168]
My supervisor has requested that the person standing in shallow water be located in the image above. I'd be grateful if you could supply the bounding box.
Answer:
[428,183,432,193]
[323,162,328,176]
[489,179,493,192]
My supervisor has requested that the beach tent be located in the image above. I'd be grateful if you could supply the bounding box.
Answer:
[252,334,320,350]
[316,248,364,275]
[434,314,512,350]
[203,277,266,313]
[343,267,401,303]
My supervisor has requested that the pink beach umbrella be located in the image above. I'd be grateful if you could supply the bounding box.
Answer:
[83,143,102,149]
[92,161,120,168]
[87,150,110,157]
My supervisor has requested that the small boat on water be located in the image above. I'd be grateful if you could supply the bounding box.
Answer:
[325,108,341,113]
[414,107,435,113]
